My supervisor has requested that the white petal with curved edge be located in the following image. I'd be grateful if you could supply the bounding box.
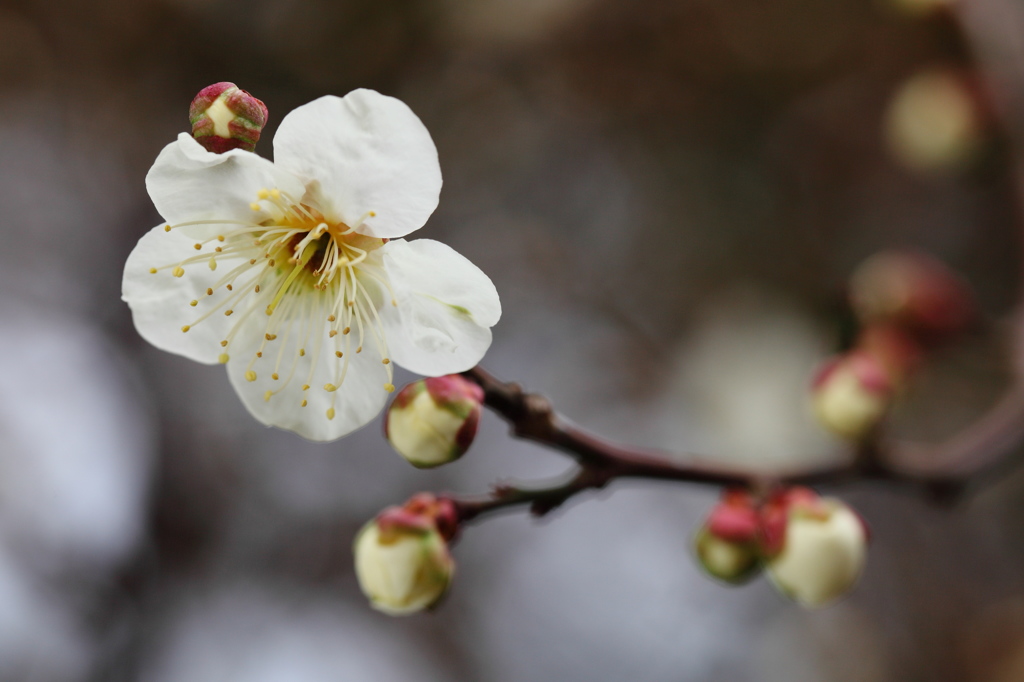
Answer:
[122,224,249,364]
[147,134,306,240]
[273,91,442,239]
[380,239,501,376]
[225,312,392,442]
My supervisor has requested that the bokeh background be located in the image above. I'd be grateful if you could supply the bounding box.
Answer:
[2,0,1024,679]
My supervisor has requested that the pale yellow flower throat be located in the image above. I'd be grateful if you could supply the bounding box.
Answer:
[150,187,397,421]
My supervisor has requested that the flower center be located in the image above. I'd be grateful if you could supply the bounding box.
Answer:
[150,187,398,422]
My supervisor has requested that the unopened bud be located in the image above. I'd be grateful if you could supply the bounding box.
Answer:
[855,323,923,386]
[384,375,484,468]
[354,494,458,616]
[694,489,762,584]
[765,492,869,608]
[885,69,984,173]
[812,352,893,440]
[189,82,269,153]
[849,250,974,343]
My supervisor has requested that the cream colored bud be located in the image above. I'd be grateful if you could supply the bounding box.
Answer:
[766,499,868,608]
[385,376,483,468]
[885,70,982,173]
[812,352,892,441]
[694,527,760,584]
[354,521,454,616]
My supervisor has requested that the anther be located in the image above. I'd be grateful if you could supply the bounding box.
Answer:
[208,257,217,271]
[271,373,279,380]
[343,327,350,334]
[190,300,198,307]
[264,390,272,402]
[207,288,214,296]
[181,325,191,333]
[298,348,306,357]
[324,383,338,392]
[384,383,395,393]
[326,408,336,420]
[194,243,202,250]
[356,346,362,353]
[327,315,336,322]
[250,259,257,265]
[215,247,222,252]
[220,340,228,347]
[258,189,270,199]
[329,330,338,338]
[172,266,185,278]
[218,353,229,363]
[301,400,307,407]
[268,259,275,267]
[254,284,261,293]
[225,310,233,316]
[149,267,157,274]
[226,284,233,291]
[217,235,225,242]
[245,371,257,382]
[250,202,260,211]
[271,189,281,199]
[265,333,277,341]
[335,351,343,358]
[256,352,262,358]
[164,225,172,232]
[382,358,390,365]
[302,384,310,391]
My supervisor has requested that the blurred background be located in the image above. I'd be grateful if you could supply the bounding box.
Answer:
[1,0,1023,679]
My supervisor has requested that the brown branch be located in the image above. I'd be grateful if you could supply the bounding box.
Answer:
[452,365,1024,523]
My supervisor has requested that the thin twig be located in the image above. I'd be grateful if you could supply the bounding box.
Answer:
[452,365,1022,523]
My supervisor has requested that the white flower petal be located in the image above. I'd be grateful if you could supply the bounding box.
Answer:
[146,134,306,240]
[380,239,501,376]
[273,91,442,239]
[122,224,248,364]
[225,315,392,442]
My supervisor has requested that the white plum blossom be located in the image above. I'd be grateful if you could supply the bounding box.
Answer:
[123,89,501,441]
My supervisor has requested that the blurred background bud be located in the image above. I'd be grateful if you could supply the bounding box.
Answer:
[384,375,484,468]
[694,489,762,584]
[188,82,269,153]
[353,496,457,616]
[855,323,923,386]
[812,352,893,440]
[849,250,974,344]
[765,494,868,608]
[884,69,985,174]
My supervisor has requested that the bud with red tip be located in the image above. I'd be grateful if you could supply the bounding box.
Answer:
[762,488,869,608]
[811,351,894,441]
[189,82,269,153]
[384,375,484,468]
[849,250,974,344]
[694,489,762,584]
[354,493,459,616]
